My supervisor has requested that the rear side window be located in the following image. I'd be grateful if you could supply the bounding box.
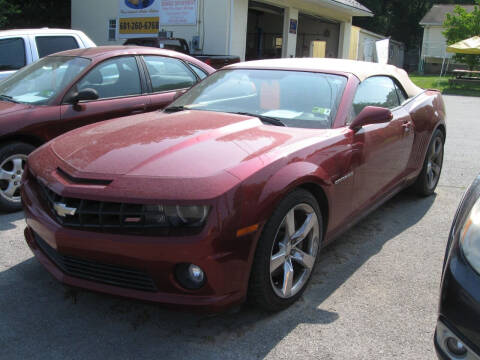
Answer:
[394,82,407,104]
[143,56,196,92]
[352,76,400,117]
[0,38,26,71]
[35,36,79,58]
[189,63,208,80]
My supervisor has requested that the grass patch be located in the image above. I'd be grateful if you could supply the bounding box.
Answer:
[409,75,480,97]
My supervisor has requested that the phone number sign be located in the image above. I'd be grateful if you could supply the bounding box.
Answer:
[119,17,160,34]
[160,0,197,25]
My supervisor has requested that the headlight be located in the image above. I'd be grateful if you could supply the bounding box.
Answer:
[144,205,209,227]
[460,197,480,273]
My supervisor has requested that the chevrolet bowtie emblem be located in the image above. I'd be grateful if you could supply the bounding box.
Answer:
[53,202,77,217]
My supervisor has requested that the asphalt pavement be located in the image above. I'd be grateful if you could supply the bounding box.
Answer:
[1,95,479,360]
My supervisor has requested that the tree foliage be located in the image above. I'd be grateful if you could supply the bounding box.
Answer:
[354,0,476,51]
[443,1,480,69]
[0,0,20,28]
[0,0,70,30]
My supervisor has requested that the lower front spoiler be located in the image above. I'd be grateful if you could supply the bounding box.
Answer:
[24,227,245,313]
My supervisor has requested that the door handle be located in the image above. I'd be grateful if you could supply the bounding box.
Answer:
[402,121,413,132]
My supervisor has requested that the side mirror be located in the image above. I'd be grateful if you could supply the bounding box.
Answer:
[69,88,99,104]
[349,106,393,131]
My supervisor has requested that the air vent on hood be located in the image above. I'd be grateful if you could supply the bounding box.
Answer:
[57,167,112,186]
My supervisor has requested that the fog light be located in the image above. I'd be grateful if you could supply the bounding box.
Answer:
[446,337,467,357]
[175,263,206,290]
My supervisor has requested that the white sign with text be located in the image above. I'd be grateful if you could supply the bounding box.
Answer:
[160,0,198,25]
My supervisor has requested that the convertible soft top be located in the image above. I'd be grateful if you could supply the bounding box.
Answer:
[227,58,423,98]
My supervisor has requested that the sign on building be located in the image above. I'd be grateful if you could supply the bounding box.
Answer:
[118,0,161,38]
[160,0,197,26]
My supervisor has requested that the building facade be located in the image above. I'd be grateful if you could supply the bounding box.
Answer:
[420,4,475,73]
[71,0,372,61]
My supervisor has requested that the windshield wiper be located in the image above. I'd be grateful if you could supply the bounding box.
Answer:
[164,105,187,113]
[232,112,286,127]
[0,94,18,103]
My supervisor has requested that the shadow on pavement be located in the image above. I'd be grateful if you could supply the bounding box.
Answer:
[0,210,24,232]
[0,192,435,359]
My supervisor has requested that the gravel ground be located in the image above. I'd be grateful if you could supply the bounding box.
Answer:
[1,95,479,360]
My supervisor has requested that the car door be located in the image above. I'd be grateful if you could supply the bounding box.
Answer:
[350,76,414,211]
[141,55,198,111]
[58,56,149,137]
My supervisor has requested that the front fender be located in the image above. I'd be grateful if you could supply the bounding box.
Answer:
[238,161,331,230]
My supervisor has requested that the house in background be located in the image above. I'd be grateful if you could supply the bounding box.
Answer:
[71,0,373,61]
[420,4,475,74]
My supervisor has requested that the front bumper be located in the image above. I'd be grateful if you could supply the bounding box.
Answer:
[435,320,480,360]
[22,177,258,312]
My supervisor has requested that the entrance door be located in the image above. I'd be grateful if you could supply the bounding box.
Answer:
[246,1,284,60]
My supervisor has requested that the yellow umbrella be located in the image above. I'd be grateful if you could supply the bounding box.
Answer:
[447,36,480,55]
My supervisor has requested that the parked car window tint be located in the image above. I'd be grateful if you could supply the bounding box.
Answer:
[188,63,208,80]
[35,36,79,58]
[0,56,90,105]
[169,69,347,129]
[143,56,196,92]
[352,76,400,116]
[76,57,141,99]
[0,38,26,71]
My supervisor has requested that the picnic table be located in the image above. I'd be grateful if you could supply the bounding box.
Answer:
[450,69,480,87]
[452,69,480,79]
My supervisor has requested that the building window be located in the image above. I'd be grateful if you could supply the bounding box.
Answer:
[108,19,117,41]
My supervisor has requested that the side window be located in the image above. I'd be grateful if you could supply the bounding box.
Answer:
[352,76,400,117]
[75,57,141,99]
[143,56,196,92]
[35,36,80,58]
[0,37,26,70]
[394,82,407,104]
[188,63,208,80]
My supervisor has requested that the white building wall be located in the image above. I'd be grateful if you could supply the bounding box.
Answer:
[72,0,122,45]
[421,25,452,60]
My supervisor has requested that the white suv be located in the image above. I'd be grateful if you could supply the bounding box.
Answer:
[0,28,96,81]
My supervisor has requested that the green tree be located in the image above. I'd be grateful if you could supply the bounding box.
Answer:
[354,0,476,52]
[443,1,480,69]
[0,0,20,28]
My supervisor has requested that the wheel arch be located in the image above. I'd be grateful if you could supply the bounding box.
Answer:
[0,134,44,149]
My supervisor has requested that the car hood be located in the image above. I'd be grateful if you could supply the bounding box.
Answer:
[47,110,322,180]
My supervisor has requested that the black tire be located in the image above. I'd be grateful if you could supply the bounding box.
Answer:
[0,142,35,212]
[248,189,323,312]
[413,129,445,197]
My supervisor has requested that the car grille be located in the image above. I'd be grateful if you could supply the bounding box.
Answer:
[34,233,157,292]
[38,181,165,232]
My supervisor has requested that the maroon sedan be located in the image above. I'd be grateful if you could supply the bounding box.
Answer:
[0,46,214,211]
[22,58,446,312]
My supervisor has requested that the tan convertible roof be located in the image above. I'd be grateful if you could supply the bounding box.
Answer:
[228,58,423,98]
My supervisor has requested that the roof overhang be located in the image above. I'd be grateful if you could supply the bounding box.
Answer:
[303,0,373,17]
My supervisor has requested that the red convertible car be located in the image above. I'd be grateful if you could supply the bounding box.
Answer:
[0,46,214,212]
[22,58,446,312]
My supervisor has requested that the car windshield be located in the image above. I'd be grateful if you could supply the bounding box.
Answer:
[0,56,90,105]
[170,69,347,129]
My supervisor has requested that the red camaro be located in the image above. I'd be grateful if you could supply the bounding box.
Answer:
[0,46,214,212]
[22,58,446,312]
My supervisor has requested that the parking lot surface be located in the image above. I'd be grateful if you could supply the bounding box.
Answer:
[1,95,479,360]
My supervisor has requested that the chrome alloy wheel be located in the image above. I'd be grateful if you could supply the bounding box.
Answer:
[0,154,27,204]
[426,136,443,190]
[269,203,320,299]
